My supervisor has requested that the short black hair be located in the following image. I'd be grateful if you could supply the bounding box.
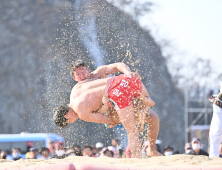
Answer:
[69,60,86,77]
[39,147,49,155]
[82,145,93,152]
[72,145,82,156]
[11,147,21,153]
[163,145,174,152]
[53,105,69,128]
[72,145,81,150]
[103,149,114,157]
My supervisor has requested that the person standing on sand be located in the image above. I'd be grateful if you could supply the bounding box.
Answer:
[209,81,222,157]
[111,138,122,153]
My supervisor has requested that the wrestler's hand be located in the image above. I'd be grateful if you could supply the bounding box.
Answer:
[102,95,110,108]
[108,122,116,128]
[130,72,141,80]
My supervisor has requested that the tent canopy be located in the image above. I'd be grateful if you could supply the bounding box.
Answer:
[0,133,64,147]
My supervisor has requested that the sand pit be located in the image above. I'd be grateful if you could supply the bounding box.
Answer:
[0,155,222,170]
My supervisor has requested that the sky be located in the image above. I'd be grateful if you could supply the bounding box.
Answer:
[138,0,222,74]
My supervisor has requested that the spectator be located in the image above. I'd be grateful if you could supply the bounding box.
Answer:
[163,146,174,156]
[39,147,50,160]
[11,147,22,161]
[26,141,33,153]
[91,146,99,157]
[112,139,122,153]
[51,142,66,159]
[95,142,104,156]
[155,144,162,154]
[73,145,82,156]
[0,150,7,159]
[184,143,193,154]
[173,151,180,154]
[117,149,124,158]
[29,147,38,159]
[107,146,117,158]
[103,148,114,158]
[99,147,114,158]
[82,145,93,157]
[48,140,55,155]
[219,143,222,157]
[65,148,76,157]
[125,145,132,158]
[96,142,104,149]
[25,152,30,159]
[190,138,209,156]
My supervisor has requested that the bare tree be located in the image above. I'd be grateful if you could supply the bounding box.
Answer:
[106,0,153,19]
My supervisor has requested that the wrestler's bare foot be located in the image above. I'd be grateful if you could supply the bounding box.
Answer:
[147,148,163,157]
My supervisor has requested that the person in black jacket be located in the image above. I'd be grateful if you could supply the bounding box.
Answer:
[189,137,209,156]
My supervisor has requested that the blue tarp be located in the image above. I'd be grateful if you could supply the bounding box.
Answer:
[0,133,64,147]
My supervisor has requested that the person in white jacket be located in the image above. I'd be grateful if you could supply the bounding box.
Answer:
[209,81,222,157]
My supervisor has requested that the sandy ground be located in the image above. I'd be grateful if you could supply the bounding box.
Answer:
[0,155,222,169]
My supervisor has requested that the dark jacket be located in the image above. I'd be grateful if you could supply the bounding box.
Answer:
[189,149,209,156]
[13,157,22,161]
[50,155,66,159]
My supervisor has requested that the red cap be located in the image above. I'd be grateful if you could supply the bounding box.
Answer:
[54,142,64,149]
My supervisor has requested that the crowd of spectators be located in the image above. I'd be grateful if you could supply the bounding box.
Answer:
[0,137,221,161]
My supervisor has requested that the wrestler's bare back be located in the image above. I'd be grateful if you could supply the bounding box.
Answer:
[70,77,111,114]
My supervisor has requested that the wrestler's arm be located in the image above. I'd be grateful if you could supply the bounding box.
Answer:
[97,105,108,114]
[90,62,131,78]
[80,112,114,124]
[76,107,114,124]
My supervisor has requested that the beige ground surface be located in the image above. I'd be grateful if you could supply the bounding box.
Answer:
[0,155,222,169]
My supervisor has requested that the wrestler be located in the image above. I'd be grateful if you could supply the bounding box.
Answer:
[68,60,161,157]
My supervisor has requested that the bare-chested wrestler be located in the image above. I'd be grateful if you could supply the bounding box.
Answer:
[53,61,161,157]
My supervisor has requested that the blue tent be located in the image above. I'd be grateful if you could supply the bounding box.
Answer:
[0,133,64,148]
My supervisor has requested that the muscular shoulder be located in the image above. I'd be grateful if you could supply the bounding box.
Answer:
[70,83,81,98]
[72,100,91,116]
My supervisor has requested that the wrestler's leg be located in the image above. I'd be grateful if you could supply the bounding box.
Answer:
[138,82,155,106]
[117,104,141,158]
[143,109,162,156]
